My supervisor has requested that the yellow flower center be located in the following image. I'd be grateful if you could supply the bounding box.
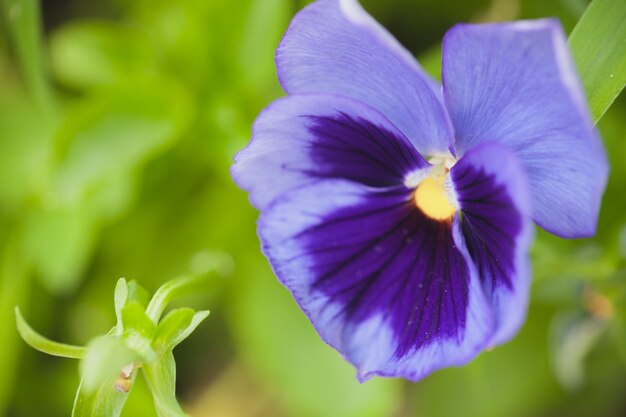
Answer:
[409,157,457,221]
[414,177,456,220]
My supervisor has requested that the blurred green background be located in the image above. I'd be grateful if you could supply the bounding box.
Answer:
[0,0,625,416]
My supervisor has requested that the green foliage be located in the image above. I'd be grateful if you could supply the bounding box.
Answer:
[143,353,187,417]
[72,373,135,417]
[569,0,626,123]
[16,276,211,417]
[80,335,142,392]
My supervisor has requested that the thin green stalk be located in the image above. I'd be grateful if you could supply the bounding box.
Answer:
[0,0,54,113]
[15,307,86,359]
[145,274,210,322]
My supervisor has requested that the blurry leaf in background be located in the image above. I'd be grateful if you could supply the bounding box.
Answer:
[550,312,609,391]
[22,203,96,294]
[50,21,157,90]
[237,0,290,89]
[20,77,194,294]
[0,86,53,212]
[52,79,193,203]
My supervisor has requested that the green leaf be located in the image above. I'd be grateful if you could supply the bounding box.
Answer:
[121,302,156,337]
[170,310,210,349]
[113,278,128,332]
[79,335,143,393]
[569,0,626,123]
[120,302,157,362]
[14,306,85,359]
[152,308,209,354]
[126,280,150,307]
[72,370,136,417]
[142,353,188,417]
[114,279,149,335]
[145,274,210,322]
[151,308,194,354]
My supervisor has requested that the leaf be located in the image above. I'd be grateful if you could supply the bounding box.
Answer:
[79,335,143,393]
[121,302,155,337]
[14,306,85,359]
[114,278,128,331]
[151,308,193,354]
[169,310,210,349]
[549,313,608,390]
[569,0,626,123]
[152,308,210,354]
[72,370,136,417]
[145,274,211,322]
[125,280,150,308]
[119,303,156,365]
[142,353,188,417]
[114,279,150,335]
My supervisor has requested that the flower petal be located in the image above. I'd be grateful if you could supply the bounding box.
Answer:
[259,179,495,381]
[442,19,608,238]
[451,142,533,345]
[276,0,454,155]
[232,94,427,210]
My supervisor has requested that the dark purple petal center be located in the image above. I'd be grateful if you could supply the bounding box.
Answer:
[301,186,470,357]
[452,163,523,293]
[304,112,426,187]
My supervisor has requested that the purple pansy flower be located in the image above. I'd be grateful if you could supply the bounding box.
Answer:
[232,0,608,381]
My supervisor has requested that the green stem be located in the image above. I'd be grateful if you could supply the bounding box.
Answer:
[145,274,210,322]
[0,0,54,113]
[15,306,86,359]
[142,353,188,417]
